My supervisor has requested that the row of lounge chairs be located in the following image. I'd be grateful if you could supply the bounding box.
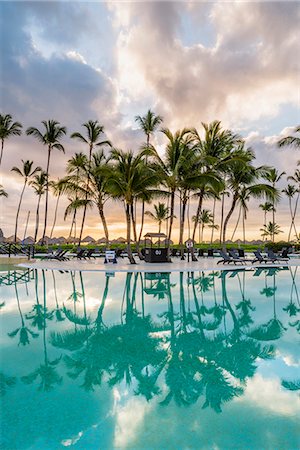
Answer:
[217,248,290,265]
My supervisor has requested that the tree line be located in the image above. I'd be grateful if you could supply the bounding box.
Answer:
[1,113,299,262]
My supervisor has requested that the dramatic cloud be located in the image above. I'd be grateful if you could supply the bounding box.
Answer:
[0,1,299,240]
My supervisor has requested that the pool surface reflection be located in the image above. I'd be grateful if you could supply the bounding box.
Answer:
[1,267,299,449]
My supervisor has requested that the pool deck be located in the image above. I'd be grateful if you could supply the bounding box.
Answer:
[17,255,300,273]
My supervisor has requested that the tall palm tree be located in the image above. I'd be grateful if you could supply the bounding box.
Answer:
[107,148,159,263]
[190,121,242,245]
[135,110,163,247]
[49,178,65,239]
[63,152,88,240]
[264,168,285,242]
[26,120,66,244]
[282,184,298,242]
[222,148,277,245]
[149,128,192,258]
[0,184,8,197]
[145,202,171,234]
[29,171,48,243]
[70,120,111,244]
[0,114,22,166]
[11,160,41,243]
[278,125,300,149]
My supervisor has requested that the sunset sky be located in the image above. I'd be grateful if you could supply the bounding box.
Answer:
[1,0,299,241]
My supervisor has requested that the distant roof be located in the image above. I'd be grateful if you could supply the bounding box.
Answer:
[144,233,167,238]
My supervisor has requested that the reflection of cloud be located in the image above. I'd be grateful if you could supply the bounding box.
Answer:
[114,392,153,448]
[282,355,300,368]
[241,374,299,416]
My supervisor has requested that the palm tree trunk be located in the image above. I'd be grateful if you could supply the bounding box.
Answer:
[68,209,77,240]
[167,190,175,260]
[210,198,216,244]
[98,204,109,246]
[126,203,135,264]
[137,135,149,253]
[179,195,187,259]
[191,189,204,261]
[41,146,51,245]
[222,194,238,248]
[0,139,4,166]
[14,181,27,243]
[231,205,241,241]
[130,203,142,259]
[34,194,42,243]
[79,144,93,245]
[219,191,225,243]
[243,213,246,244]
[49,192,61,239]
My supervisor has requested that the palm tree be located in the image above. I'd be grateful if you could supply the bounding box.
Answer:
[149,128,192,258]
[49,178,65,239]
[70,120,111,244]
[231,187,250,243]
[260,221,283,240]
[107,148,159,263]
[0,114,22,166]
[264,168,285,242]
[29,171,48,243]
[135,110,163,247]
[259,202,274,230]
[145,202,171,234]
[278,125,300,149]
[11,160,41,243]
[190,121,241,245]
[197,209,214,243]
[26,120,66,244]
[222,148,277,245]
[0,184,8,197]
[282,184,298,241]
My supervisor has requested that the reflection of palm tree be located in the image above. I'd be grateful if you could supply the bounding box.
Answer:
[21,270,62,391]
[248,273,286,341]
[8,279,39,346]
[26,270,53,330]
[51,271,65,322]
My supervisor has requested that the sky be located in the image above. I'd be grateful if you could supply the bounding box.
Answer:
[0,0,300,242]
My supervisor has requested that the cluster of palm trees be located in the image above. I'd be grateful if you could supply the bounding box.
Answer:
[1,113,300,261]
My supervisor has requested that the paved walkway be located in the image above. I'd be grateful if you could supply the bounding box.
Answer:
[17,255,300,273]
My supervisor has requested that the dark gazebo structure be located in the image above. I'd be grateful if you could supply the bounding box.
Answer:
[143,232,169,263]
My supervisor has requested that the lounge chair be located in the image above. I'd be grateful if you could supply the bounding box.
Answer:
[251,250,273,264]
[266,249,289,262]
[41,248,69,261]
[217,250,246,265]
[228,249,250,263]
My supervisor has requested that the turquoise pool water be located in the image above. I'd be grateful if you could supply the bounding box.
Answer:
[0,267,299,449]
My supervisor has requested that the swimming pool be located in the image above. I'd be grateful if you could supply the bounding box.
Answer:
[1,267,299,449]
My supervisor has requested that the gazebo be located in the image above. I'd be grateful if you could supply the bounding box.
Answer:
[143,232,169,263]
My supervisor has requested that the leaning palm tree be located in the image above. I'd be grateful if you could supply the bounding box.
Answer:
[282,184,298,242]
[11,160,41,242]
[29,171,48,243]
[26,120,66,244]
[0,114,22,166]
[278,125,300,150]
[70,120,111,244]
[107,148,159,264]
[222,148,278,245]
[0,184,8,197]
[135,110,163,247]
[145,202,171,234]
